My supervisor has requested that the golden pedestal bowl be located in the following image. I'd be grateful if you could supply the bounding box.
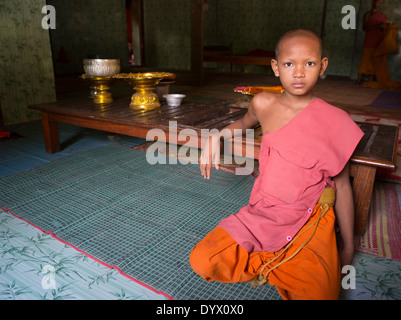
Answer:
[127,77,161,110]
[115,72,176,110]
[81,75,115,105]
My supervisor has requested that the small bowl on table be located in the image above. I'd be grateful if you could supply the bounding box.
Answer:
[163,94,186,107]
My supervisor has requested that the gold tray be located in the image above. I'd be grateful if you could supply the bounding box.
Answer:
[234,86,284,96]
[81,74,115,81]
[114,72,176,81]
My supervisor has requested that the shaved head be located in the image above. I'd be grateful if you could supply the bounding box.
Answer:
[275,29,323,59]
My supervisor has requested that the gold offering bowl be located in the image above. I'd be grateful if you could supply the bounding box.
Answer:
[114,72,176,110]
[81,75,115,105]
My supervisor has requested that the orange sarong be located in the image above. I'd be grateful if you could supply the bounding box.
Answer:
[189,187,341,300]
[358,47,376,76]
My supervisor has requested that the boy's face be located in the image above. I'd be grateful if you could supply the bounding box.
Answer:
[373,0,383,10]
[271,35,328,97]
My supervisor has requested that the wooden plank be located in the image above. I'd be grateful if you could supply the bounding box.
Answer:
[41,112,60,154]
[173,105,230,126]
[197,109,247,129]
[203,54,273,66]
[350,164,377,235]
[352,122,398,169]
[47,111,151,139]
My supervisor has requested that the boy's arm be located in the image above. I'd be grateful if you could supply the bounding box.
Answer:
[199,99,259,179]
[333,162,355,268]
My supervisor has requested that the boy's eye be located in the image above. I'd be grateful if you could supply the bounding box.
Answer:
[306,62,315,66]
[284,62,292,67]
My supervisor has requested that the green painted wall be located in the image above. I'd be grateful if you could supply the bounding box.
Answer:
[0,0,56,126]
[143,0,191,70]
[204,0,324,74]
[144,0,401,80]
[0,0,128,126]
[48,0,128,75]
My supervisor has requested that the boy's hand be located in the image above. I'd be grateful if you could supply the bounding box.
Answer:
[340,244,355,270]
[199,135,221,179]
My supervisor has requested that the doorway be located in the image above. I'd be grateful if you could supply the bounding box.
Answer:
[126,0,145,66]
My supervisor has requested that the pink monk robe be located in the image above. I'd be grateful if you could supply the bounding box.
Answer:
[218,98,364,253]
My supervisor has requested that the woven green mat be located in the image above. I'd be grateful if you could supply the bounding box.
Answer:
[0,145,280,300]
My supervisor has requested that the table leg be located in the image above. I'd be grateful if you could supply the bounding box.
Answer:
[41,112,60,154]
[350,164,377,236]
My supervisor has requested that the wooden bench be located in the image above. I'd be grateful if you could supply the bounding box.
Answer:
[348,123,399,234]
[29,97,398,236]
[203,47,275,72]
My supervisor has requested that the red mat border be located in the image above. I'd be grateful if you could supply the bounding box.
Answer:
[0,206,174,300]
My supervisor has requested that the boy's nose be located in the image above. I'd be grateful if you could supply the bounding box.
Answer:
[293,66,305,78]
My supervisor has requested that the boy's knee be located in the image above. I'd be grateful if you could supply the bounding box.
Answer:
[189,227,244,283]
[189,242,214,282]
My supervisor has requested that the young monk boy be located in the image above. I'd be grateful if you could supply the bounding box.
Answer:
[189,29,364,300]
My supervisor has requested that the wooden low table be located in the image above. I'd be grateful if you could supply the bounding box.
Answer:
[29,97,398,235]
[203,46,275,72]
[29,96,246,154]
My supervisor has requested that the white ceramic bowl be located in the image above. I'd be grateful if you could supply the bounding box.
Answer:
[163,94,186,107]
[83,59,121,77]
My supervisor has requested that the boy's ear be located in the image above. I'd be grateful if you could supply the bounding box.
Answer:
[320,57,329,76]
[271,59,279,77]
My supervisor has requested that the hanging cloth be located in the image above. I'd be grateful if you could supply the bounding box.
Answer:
[364,23,401,90]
